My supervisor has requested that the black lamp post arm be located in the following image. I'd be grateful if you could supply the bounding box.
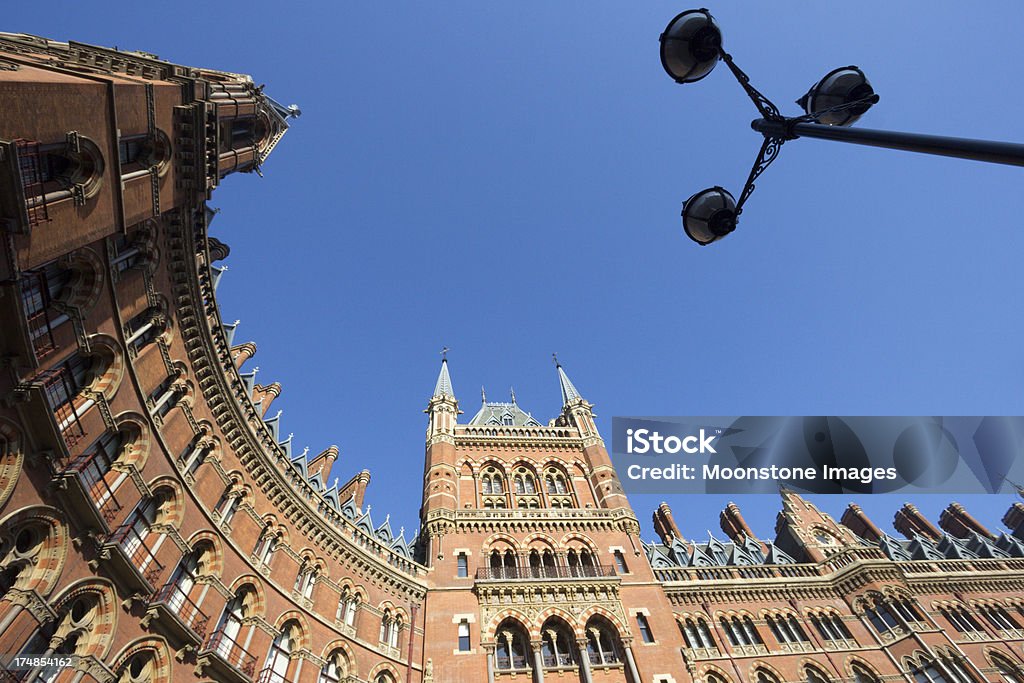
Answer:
[719,50,783,121]
[752,118,1024,167]
[735,135,786,213]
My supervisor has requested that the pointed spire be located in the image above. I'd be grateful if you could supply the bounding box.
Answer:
[433,352,455,399]
[554,354,582,405]
[510,386,516,404]
[481,386,487,404]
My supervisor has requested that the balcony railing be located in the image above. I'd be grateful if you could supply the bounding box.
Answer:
[14,139,51,228]
[40,368,86,449]
[108,521,164,587]
[542,652,576,668]
[63,451,122,524]
[495,654,530,671]
[256,667,293,683]
[150,581,210,639]
[206,629,257,679]
[476,564,615,581]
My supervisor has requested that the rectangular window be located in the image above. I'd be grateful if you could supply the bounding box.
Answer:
[613,550,628,574]
[457,553,468,578]
[637,614,654,644]
[458,620,471,651]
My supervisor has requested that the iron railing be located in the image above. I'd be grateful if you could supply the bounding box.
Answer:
[256,667,293,683]
[63,450,122,524]
[542,652,575,668]
[476,564,615,581]
[108,520,164,587]
[20,269,60,360]
[206,628,257,678]
[150,580,210,639]
[14,139,51,228]
[40,366,86,448]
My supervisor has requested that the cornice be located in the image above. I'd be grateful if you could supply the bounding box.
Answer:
[164,210,427,600]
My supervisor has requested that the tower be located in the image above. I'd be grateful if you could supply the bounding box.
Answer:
[419,358,685,683]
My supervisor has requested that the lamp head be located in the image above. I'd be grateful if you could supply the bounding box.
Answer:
[659,9,722,84]
[682,187,737,245]
[797,66,876,126]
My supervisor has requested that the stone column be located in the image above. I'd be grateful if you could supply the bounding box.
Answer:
[623,644,642,683]
[531,641,545,683]
[576,639,594,683]
[485,645,496,683]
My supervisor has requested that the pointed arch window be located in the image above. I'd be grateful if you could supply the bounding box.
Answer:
[319,649,347,683]
[540,620,575,668]
[993,654,1024,683]
[811,612,852,641]
[680,617,716,649]
[806,667,831,683]
[852,664,881,683]
[495,620,532,671]
[264,621,297,683]
[585,620,621,665]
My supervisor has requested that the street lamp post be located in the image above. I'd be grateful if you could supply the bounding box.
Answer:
[660,8,1024,245]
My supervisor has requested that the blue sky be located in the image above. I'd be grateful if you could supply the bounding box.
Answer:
[13,2,1024,545]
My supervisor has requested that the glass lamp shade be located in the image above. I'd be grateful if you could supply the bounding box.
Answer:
[659,9,722,84]
[797,66,876,126]
[682,187,737,245]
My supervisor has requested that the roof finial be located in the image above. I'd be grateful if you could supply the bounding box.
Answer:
[441,346,449,361]
[481,386,487,404]
[510,386,516,404]
[552,352,560,368]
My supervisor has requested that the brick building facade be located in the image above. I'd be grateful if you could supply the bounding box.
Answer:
[1,34,1024,683]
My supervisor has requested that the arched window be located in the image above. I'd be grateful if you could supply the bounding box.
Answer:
[215,485,241,526]
[720,615,763,647]
[980,605,1020,632]
[337,587,359,627]
[294,563,317,600]
[852,664,881,683]
[254,528,278,567]
[941,606,982,634]
[20,259,72,360]
[495,619,531,671]
[767,613,809,644]
[164,543,211,634]
[379,609,402,649]
[993,654,1024,683]
[756,670,782,683]
[679,616,716,650]
[149,375,182,420]
[69,429,126,520]
[124,307,163,354]
[43,352,98,447]
[893,599,925,624]
[22,592,104,682]
[375,673,396,683]
[117,490,172,585]
[264,621,298,682]
[864,598,900,634]
[540,618,576,668]
[116,650,157,683]
[319,649,348,683]
[213,585,256,668]
[806,666,831,683]
[585,618,621,665]
[909,657,952,683]
[811,612,852,641]
[480,466,506,507]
